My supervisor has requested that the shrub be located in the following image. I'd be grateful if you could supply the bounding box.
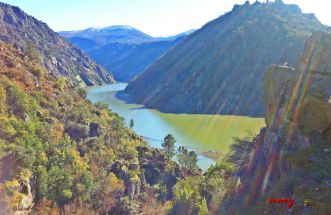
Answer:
[31,64,45,79]
[95,101,109,110]
[55,77,66,91]
[78,88,87,98]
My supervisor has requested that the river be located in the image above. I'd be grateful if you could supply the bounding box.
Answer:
[86,83,265,170]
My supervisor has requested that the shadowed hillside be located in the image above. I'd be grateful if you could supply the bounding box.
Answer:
[60,27,193,82]
[126,0,327,116]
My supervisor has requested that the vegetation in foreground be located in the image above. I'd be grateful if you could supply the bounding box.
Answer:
[0,41,219,215]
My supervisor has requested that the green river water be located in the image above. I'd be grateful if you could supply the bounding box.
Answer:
[86,83,265,170]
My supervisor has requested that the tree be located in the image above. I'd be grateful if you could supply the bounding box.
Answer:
[129,119,134,129]
[188,151,198,171]
[36,166,48,201]
[0,85,7,115]
[177,146,189,167]
[162,134,176,160]
[170,180,209,215]
[25,41,41,63]
[177,147,198,171]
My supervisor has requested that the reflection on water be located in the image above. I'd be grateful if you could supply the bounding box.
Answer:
[86,83,265,170]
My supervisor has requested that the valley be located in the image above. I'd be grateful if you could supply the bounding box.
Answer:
[0,0,330,214]
[86,83,265,169]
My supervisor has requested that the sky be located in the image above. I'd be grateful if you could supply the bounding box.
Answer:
[1,0,330,37]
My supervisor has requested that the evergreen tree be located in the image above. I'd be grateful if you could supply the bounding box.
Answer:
[188,151,198,171]
[177,147,198,171]
[162,134,176,160]
[177,146,189,167]
[129,119,134,129]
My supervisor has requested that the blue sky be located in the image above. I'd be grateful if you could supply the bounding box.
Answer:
[1,0,330,37]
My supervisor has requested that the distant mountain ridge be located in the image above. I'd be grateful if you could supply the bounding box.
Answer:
[0,2,114,86]
[60,26,195,82]
[126,0,328,116]
[59,25,155,46]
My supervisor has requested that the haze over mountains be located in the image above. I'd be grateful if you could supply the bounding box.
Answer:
[60,26,194,82]
[126,0,328,116]
[0,2,114,86]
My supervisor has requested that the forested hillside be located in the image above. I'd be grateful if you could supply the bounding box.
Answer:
[0,40,211,215]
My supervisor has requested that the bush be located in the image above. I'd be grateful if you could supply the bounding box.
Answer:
[78,88,87,98]
[95,102,109,110]
[31,64,45,79]
[25,41,41,63]
[55,77,66,91]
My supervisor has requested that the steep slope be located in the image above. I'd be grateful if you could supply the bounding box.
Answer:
[0,2,114,86]
[60,26,193,82]
[90,36,186,82]
[224,31,331,215]
[0,40,185,214]
[126,0,326,116]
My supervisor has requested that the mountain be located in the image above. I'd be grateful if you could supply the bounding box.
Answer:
[59,25,154,47]
[125,0,327,116]
[60,26,194,82]
[0,2,114,86]
[89,35,187,82]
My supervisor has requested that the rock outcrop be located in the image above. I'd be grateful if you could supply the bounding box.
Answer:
[264,31,331,140]
[111,146,184,201]
[228,31,331,215]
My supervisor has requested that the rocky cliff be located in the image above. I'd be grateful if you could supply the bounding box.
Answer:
[126,0,326,116]
[0,2,114,86]
[225,31,331,215]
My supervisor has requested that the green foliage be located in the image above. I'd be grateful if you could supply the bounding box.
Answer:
[0,85,7,114]
[162,134,176,160]
[25,41,41,63]
[31,64,45,79]
[205,158,235,179]
[170,179,209,215]
[36,166,48,200]
[6,82,31,118]
[200,158,236,213]
[95,101,109,110]
[0,75,128,210]
[78,88,87,98]
[55,77,66,91]
[47,166,73,204]
[177,147,198,171]
[62,189,72,199]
